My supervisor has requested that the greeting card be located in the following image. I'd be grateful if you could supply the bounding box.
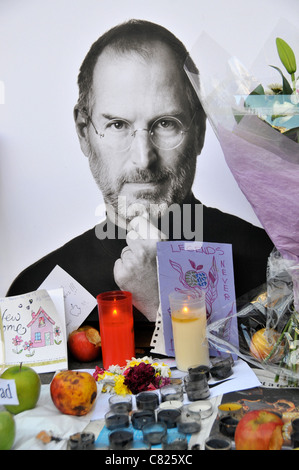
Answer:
[157,241,238,357]
[0,288,68,374]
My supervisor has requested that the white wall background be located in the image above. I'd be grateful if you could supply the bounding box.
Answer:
[1,0,298,296]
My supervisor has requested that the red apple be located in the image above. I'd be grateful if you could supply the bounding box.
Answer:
[68,325,101,362]
[235,409,284,450]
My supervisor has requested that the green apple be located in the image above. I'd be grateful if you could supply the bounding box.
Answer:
[1,364,41,414]
[0,410,15,450]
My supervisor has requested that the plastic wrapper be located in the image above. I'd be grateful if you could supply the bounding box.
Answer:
[185,22,299,263]
[207,249,299,384]
[185,21,299,383]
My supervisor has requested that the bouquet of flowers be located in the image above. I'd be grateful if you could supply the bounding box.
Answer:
[185,22,299,384]
[93,356,171,395]
[241,36,298,143]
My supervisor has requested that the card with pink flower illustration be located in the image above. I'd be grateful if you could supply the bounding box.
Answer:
[0,288,67,374]
[157,240,238,357]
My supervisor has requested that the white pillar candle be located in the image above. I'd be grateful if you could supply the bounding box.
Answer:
[169,292,209,371]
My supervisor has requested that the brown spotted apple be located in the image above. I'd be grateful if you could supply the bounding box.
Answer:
[50,370,97,416]
[68,325,101,362]
[235,409,284,450]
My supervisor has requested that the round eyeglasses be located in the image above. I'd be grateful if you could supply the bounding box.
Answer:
[83,110,196,152]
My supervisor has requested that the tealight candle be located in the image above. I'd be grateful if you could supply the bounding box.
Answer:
[105,411,129,430]
[161,384,183,402]
[188,365,210,381]
[67,432,95,450]
[205,435,232,450]
[142,422,167,446]
[210,358,233,380]
[97,291,135,369]
[176,415,201,434]
[125,440,151,450]
[158,400,183,411]
[184,375,210,401]
[169,377,183,386]
[157,408,181,428]
[162,431,188,450]
[176,405,201,434]
[136,391,159,411]
[219,415,238,438]
[108,429,134,450]
[131,410,156,430]
[187,400,213,419]
[218,402,244,420]
[109,394,132,412]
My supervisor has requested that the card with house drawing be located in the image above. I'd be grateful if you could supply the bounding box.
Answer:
[0,288,68,374]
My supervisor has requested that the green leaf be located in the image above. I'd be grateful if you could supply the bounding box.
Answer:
[249,84,265,96]
[283,127,299,143]
[276,37,297,74]
[270,65,293,94]
[244,84,265,108]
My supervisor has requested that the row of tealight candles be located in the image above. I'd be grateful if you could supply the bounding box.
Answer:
[101,383,248,450]
[103,384,213,450]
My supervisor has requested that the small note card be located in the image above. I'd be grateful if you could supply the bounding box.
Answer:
[38,265,97,336]
[0,379,19,405]
[0,288,68,374]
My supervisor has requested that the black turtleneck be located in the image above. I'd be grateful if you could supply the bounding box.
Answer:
[7,195,273,325]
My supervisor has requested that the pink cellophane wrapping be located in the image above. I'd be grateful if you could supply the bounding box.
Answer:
[186,27,299,381]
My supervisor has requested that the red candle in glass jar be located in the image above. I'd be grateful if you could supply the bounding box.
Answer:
[97,291,135,369]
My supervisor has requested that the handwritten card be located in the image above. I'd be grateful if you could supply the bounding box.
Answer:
[157,241,238,357]
[0,379,19,405]
[0,288,68,374]
[38,265,97,336]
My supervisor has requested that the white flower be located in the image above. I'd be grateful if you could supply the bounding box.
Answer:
[272,99,299,124]
[107,364,123,375]
[152,362,172,377]
[272,100,295,115]
[291,84,299,104]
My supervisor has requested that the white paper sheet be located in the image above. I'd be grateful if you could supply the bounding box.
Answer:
[39,265,97,336]
[150,303,166,355]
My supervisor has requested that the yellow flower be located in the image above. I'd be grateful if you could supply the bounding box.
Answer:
[114,375,131,395]
[124,358,151,370]
[96,371,116,393]
[97,371,114,381]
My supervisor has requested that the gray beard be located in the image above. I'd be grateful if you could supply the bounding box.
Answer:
[88,145,197,222]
